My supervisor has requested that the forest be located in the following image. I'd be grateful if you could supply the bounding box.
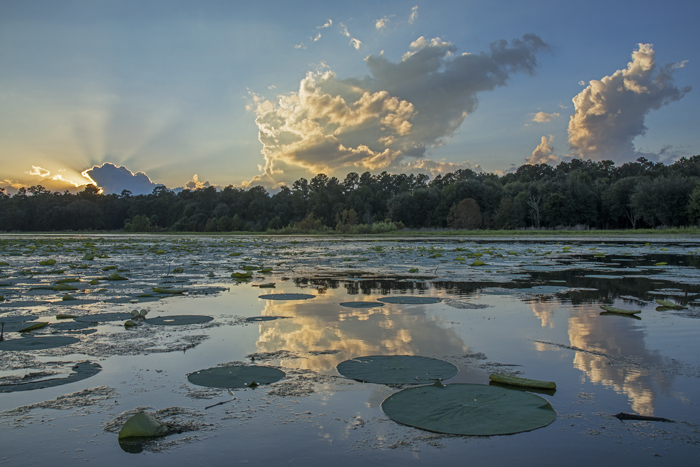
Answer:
[2,156,700,233]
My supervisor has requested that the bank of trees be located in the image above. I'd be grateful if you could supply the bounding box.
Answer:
[2,156,700,232]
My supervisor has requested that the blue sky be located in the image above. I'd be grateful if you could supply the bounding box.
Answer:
[1,0,698,194]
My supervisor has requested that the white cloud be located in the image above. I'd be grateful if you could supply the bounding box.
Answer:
[248,34,549,186]
[82,162,162,195]
[27,166,51,177]
[400,159,482,176]
[409,6,419,24]
[338,23,361,49]
[526,135,559,165]
[375,17,390,31]
[568,43,690,162]
[530,111,560,123]
[313,33,322,42]
[317,19,332,29]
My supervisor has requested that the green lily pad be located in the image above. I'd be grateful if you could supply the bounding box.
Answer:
[381,383,557,435]
[336,355,457,384]
[339,301,385,308]
[118,411,169,439]
[147,315,213,326]
[258,293,315,300]
[187,365,285,389]
[599,305,641,315]
[377,296,442,305]
[655,299,687,310]
[488,374,556,390]
[0,335,80,351]
[107,272,127,281]
[0,362,101,393]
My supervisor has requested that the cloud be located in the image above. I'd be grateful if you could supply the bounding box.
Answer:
[317,19,332,29]
[184,174,211,190]
[530,111,560,123]
[27,166,51,178]
[409,6,419,24]
[526,135,559,165]
[401,159,482,176]
[82,162,162,195]
[375,16,391,31]
[249,34,549,186]
[339,23,361,49]
[568,43,691,162]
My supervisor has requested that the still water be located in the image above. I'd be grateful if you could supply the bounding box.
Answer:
[0,235,699,465]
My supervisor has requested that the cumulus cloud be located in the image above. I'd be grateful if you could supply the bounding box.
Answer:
[82,163,162,195]
[568,43,691,162]
[527,135,559,165]
[249,34,549,185]
[317,19,332,29]
[184,174,211,190]
[530,111,560,123]
[409,6,418,24]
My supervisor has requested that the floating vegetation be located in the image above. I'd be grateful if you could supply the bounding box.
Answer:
[0,362,101,393]
[488,373,556,390]
[118,411,169,439]
[599,305,641,315]
[377,296,442,305]
[339,301,385,308]
[147,315,213,326]
[258,293,315,300]
[0,335,79,351]
[336,355,457,384]
[655,299,688,310]
[187,365,285,389]
[381,383,557,435]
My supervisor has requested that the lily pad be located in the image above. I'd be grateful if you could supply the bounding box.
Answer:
[258,293,316,300]
[147,315,213,326]
[336,355,457,384]
[75,312,134,323]
[599,305,641,315]
[488,373,556,390]
[118,411,169,439]
[381,383,557,435]
[377,296,442,305]
[339,301,385,308]
[187,365,285,389]
[245,316,287,322]
[0,335,80,351]
[0,362,101,393]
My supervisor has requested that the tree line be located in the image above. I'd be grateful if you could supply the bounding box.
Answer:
[2,156,700,233]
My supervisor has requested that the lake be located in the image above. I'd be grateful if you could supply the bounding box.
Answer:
[1,234,699,465]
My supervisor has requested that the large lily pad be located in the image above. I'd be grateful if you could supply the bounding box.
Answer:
[336,355,458,384]
[0,335,80,351]
[377,296,442,304]
[147,315,213,326]
[381,383,556,435]
[339,301,385,308]
[0,362,101,393]
[187,365,285,389]
[258,293,315,300]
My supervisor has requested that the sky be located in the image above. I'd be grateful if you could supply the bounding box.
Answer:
[1,0,698,195]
